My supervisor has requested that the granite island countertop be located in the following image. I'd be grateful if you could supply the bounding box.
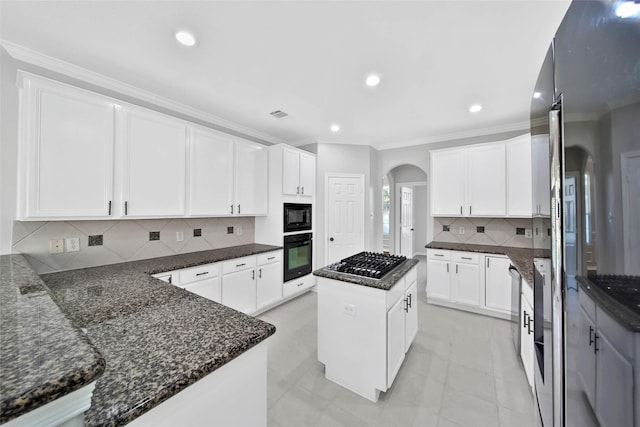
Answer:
[577,276,640,332]
[0,254,105,424]
[425,241,550,286]
[313,258,420,291]
[29,244,279,426]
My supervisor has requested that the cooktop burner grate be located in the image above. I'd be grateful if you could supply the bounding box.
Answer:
[326,252,407,279]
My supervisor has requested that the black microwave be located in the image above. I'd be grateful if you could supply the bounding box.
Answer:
[284,203,312,232]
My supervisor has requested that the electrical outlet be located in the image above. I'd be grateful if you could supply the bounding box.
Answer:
[525,229,533,238]
[50,239,64,254]
[458,226,465,235]
[343,303,356,317]
[236,226,243,236]
[65,237,80,252]
[176,231,184,242]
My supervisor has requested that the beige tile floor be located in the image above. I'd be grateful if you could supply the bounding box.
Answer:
[259,256,539,427]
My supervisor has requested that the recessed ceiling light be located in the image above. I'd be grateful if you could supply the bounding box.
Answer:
[365,74,381,87]
[330,124,340,132]
[616,1,640,18]
[469,104,482,113]
[175,30,197,47]
[533,92,542,99]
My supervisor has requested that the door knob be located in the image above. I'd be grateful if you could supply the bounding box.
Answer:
[410,228,414,231]
[329,237,334,242]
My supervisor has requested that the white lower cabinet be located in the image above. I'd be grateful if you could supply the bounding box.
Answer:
[520,283,534,389]
[452,253,481,306]
[578,289,635,427]
[256,252,283,311]
[222,268,257,314]
[484,256,512,313]
[318,265,418,402]
[426,250,451,301]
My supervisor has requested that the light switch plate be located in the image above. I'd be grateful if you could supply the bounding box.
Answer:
[458,226,465,235]
[235,226,243,236]
[65,237,80,252]
[176,231,184,242]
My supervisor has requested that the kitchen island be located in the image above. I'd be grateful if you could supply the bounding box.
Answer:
[2,244,278,427]
[314,254,419,402]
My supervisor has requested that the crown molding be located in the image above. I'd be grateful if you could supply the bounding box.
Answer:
[373,120,530,151]
[1,40,287,145]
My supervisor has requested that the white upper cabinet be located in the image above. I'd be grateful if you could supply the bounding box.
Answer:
[430,148,465,216]
[430,134,532,218]
[120,106,187,217]
[506,135,533,217]
[235,141,268,215]
[19,75,115,219]
[467,143,506,216]
[282,147,315,197]
[532,134,551,216]
[188,127,235,216]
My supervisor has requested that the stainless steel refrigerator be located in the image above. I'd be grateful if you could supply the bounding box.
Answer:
[530,1,640,426]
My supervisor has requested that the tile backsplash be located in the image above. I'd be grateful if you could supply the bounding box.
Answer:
[432,217,549,248]
[12,217,255,274]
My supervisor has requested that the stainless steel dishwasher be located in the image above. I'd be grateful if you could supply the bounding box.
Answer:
[509,264,522,354]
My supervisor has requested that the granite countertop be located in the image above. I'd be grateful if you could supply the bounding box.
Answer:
[313,258,420,291]
[9,244,279,426]
[0,254,105,424]
[577,276,640,332]
[425,241,551,286]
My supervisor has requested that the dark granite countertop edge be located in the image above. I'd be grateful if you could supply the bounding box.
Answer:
[313,258,420,291]
[577,276,640,332]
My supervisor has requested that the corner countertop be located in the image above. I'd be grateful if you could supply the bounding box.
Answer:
[0,254,105,424]
[577,276,640,332]
[313,258,420,291]
[425,241,550,286]
[20,244,279,426]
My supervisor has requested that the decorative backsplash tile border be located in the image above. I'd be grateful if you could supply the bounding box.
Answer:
[432,217,550,249]
[12,217,255,274]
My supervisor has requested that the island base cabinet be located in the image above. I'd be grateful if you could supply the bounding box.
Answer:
[127,340,268,427]
[387,296,406,387]
[595,332,634,427]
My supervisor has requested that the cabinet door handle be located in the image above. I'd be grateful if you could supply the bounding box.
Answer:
[267,256,276,260]
[487,258,490,268]
[462,257,472,260]
[236,263,246,267]
[238,204,241,214]
[168,275,172,284]
[528,318,533,335]
[470,206,472,215]
[196,272,209,276]
[252,270,255,280]
[404,298,409,313]
[297,186,300,194]
[434,254,444,257]
[455,264,458,274]
[259,268,262,279]
[297,282,304,287]
[594,333,599,353]
[301,186,304,194]
[460,206,463,215]
[108,200,112,216]
[408,293,412,308]
[230,204,234,215]
[523,311,529,328]
[589,326,594,346]
[446,263,449,273]
[124,201,128,215]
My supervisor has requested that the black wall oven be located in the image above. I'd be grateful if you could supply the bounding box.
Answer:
[283,233,312,282]
[283,203,312,232]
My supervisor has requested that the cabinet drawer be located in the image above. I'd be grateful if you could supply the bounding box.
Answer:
[257,251,282,265]
[180,263,220,284]
[404,266,417,291]
[579,288,596,322]
[283,275,314,297]
[386,278,405,311]
[452,252,479,264]
[427,249,450,261]
[222,256,256,274]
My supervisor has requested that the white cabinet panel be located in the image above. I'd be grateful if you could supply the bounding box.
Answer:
[430,149,465,216]
[467,143,506,216]
[282,148,300,196]
[426,258,451,301]
[121,107,187,217]
[184,277,221,303]
[222,269,256,314]
[484,256,511,312]
[506,135,533,216]
[235,141,268,215]
[520,293,534,388]
[257,261,282,310]
[404,280,418,352]
[188,127,235,216]
[453,262,481,306]
[532,134,551,216]
[299,152,315,197]
[595,331,634,427]
[21,78,115,219]
[387,296,406,387]
[578,307,597,406]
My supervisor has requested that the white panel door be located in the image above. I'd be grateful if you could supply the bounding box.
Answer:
[121,107,187,217]
[256,261,282,310]
[404,280,418,352]
[387,296,405,388]
[426,259,451,300]
[183,277,221,303]
[235,141,268,215]
[532,134,551,216]
[282,148,300,196]
[484,256,512,312]
[326,175,364,264]
[506,135,533,217]
[24,80,115,218]
[188,127,235,216]
[467,143,506,216]
[400,186,413,258]
[298,152,315,197]
[222,269,257,314]
[430,149,465,216]
[453,262,481,306]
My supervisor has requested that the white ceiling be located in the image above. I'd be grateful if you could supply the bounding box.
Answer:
[0,1,571,149]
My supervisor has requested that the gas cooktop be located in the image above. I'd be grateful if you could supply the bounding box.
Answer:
[587,275,640,315]
[326,252,407,279]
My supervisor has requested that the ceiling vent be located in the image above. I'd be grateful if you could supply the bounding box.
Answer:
[269,110,289,119]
